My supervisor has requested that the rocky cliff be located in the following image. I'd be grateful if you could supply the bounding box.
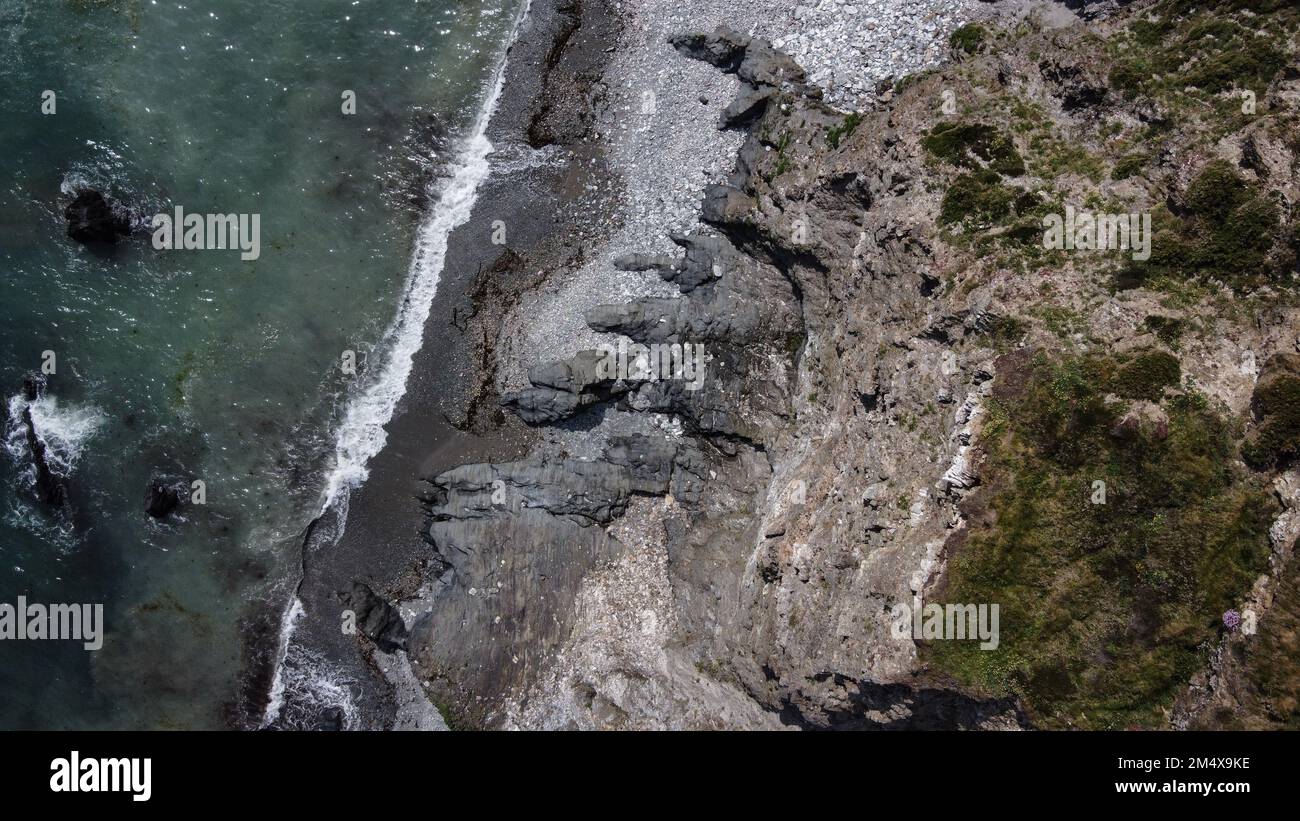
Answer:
[398,0,1300,730]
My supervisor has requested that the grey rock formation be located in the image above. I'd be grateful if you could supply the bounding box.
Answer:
[612,252,676,273]
[669,27,820,130]
[499,349,632,425]
[410,437,683,726]
[409,2,1300,729]
[22,406,67,510]
[339,582,408,654]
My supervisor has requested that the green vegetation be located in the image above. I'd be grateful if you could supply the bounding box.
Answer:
[950,23,987,55]
[923,121,1025,176]
[981,316,1029,350]
[1109,3,1294,101]
[1242,373,1300,471]
[922,2,1298,283]
[1114,350,1181,401]
[938,170,1049,233]
[1027,134,1103,183]
[773,131,794,176]
[1034,305,1085,340]
[929,350,1276,729]
[1142,315,1185,347]
[939,171,1015,227]
[825,112,863,150]
[1243,557,1300,728]
[893,67,941,95]
[1111,152,1149,181]
[1120,162,1287,290]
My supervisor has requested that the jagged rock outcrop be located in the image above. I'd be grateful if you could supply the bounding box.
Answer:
[412,2,1300,730]
[409,436,696,726]
[23,407,67,509]
[499,349,632,425]
[13,375,69,511]
[339,582,408,654]
[669,27,821,127]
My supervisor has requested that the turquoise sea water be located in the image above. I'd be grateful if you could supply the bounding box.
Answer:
[0,0,521,729]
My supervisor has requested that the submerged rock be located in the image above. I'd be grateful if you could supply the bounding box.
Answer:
[21,373,44,402]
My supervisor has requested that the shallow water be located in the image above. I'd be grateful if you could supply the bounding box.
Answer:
[0,0,521,729]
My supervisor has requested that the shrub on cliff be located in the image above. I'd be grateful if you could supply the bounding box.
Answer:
[1120,162,1286,290]
[1109,2,1294,100]
[923,121,1025,176]
[1242,373,1300,471]
[930,350,1275,729]
[1114,351,1181,401]
[949,23,986,56]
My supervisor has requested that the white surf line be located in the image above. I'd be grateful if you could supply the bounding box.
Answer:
[320,3,532,515]
[260,0,533,729]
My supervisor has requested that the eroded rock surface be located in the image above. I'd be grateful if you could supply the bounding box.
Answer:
[409,1,1300,730]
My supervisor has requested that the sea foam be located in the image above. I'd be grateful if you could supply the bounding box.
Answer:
[4,392,105,483]
[261,0,531,729]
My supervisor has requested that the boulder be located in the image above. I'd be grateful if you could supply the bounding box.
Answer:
[339,582,408,653]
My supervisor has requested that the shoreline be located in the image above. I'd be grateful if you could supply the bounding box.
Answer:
[253,0,622,730]
[263,0,993,730]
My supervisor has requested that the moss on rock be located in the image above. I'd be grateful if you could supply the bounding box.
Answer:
[923,121,1025,176]
[1242,370,1300,471]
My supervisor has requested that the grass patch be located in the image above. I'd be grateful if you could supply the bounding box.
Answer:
[1119,162,1288,291]
[1028,134,1104,183]
[929,350,1275,729]
[1111,152,1150,181]
[1114,350,1181,401]
[923,122,1025,176]
[825,112,863,150]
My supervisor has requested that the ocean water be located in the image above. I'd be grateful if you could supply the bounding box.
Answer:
[0,0,522,729]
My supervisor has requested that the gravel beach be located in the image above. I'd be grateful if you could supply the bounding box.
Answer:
[503,0,986,392]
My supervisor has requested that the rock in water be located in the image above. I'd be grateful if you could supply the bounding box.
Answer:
[21,373,44,402]
[144,479,185,519]
[64,190,131,245]
[21,407,67,509]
